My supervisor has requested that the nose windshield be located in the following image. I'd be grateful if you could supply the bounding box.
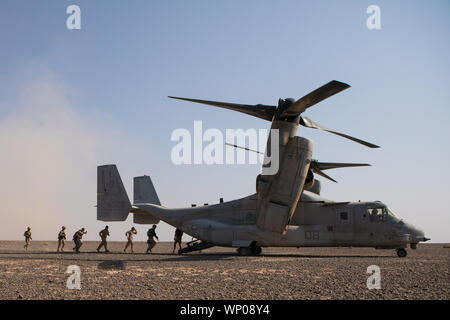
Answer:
[387,208,403,224]
[387,209,399,219]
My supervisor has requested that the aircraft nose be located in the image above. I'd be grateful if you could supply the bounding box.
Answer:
[404,222,428,242]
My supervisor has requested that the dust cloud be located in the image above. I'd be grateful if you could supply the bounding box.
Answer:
[0,75,119,240]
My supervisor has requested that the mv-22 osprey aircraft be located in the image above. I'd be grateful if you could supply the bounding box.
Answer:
[97,80,429,257]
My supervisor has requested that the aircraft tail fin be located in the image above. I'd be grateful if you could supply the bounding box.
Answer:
[97,165,131,221]
[133,175,161,224]
[133,175,161,205]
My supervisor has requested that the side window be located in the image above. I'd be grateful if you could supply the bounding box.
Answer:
[340,212,348,220]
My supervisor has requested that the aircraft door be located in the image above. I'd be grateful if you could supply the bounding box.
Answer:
[333,208,354,242]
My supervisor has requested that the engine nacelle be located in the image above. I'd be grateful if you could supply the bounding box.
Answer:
[256,136,313,233]
[304,178,321,195]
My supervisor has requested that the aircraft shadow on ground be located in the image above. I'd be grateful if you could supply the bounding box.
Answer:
[98,260,126,270]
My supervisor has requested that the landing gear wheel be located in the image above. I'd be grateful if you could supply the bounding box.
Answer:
[237,247,252,256]
[396,248,407,258]
[251,247,262,255]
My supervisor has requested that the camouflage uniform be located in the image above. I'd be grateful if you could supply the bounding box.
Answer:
[97,226,110,252]
[173,228,183,253]
[73,228,87,253]
[146,225,159,254]
[57,227,66,252]
[24,227,32,250]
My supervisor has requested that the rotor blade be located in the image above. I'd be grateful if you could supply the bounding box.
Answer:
[225,143,264,155]
[300,116,380,148]
[311,168,337,183]
[313,161,371,171]
[168,96,276,121]
[284,80,350,116]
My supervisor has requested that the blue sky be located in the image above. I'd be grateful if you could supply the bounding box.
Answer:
[0,0,449,242]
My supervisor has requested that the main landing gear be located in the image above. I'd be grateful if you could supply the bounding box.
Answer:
[237,246,262,256]
[396,248,407,258]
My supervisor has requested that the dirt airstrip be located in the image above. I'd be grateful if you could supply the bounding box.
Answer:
[0,241,448,300]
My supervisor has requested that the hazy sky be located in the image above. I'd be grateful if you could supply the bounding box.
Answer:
[0,1,449,243]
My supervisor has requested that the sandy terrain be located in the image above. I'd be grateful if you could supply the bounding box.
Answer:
[0,241,448,300]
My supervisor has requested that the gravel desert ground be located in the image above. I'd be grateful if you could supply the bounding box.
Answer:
[0,241,448,300]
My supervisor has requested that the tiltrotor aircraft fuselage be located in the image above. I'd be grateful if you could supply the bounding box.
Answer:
[97,80,429,257]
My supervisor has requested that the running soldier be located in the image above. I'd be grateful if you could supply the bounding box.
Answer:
[73,228,87,253]
[146,225,159,254]
[97,226,110,252]
[173,228,183,253]
[57,226,66,252]
[123,227,137,253]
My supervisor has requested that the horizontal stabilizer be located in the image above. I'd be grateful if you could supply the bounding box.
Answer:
[133,212,160,224]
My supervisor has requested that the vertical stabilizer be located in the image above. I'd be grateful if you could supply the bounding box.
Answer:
[133,175,161,224]
[97,165,131,221]
[134,175,161,205]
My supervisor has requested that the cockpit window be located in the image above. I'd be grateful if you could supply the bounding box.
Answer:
[367,207,387,222]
